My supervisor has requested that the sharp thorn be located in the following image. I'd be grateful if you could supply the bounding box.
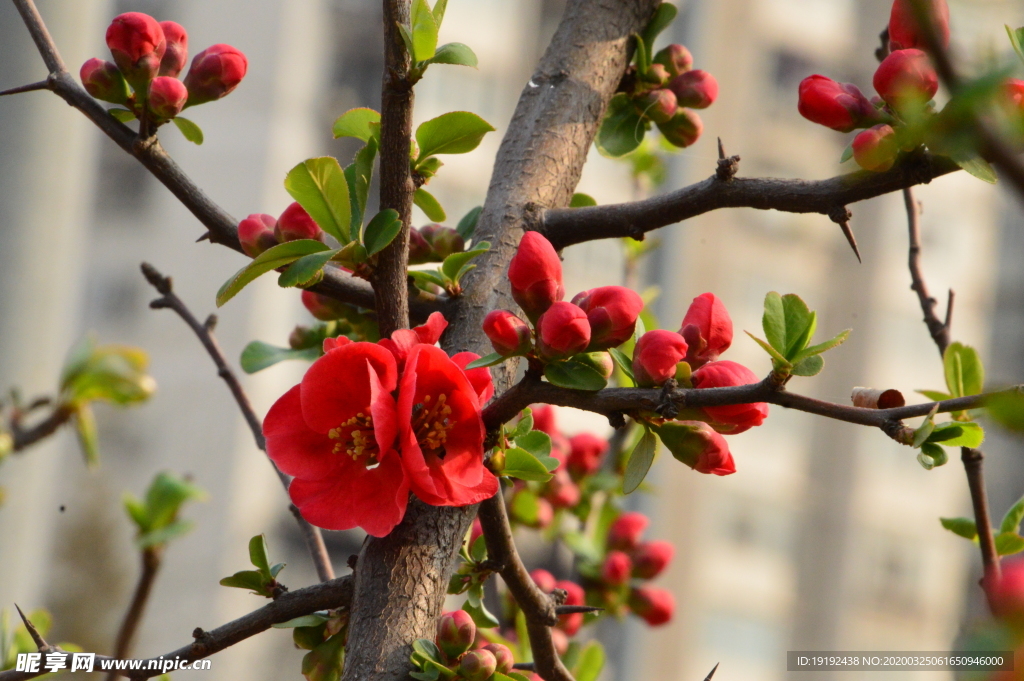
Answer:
[0,80,49,97]
[703,663,720,681]
[839,221,862,263]
[15,604,48,651]
[717,137,726,160]
[196,232,211,242]
[554,604,604,615]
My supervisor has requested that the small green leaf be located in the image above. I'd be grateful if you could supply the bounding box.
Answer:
[920,442,948,467]
[463,598,499,629]
[791,354,824,377]
[515,430,552,459]
[996,532,1024,556]
[426,42,477,67]
[73,403,99,466]
[285,157,352,243]
[109,108,136,123]
[918,389,953,402]
[762,292,786,353]
[408,269,449,290]
[913,410,938,448]
[795,329,851,361]
[273,614,330,629]
[219,570,266,593]
[469,534,487,563]
[609,347,635,384]
[917,451,936,470]
[410,0,439,62]
[441,244,489,283]
[332,108,381,141]
[570,193,597,208]
[640,2,678,58]
[632,32,650,74]
[623,427,657,494]
[363,209,403,256]
[503,448,554,482]
[940,516,978,540]
[432,0,448,25]
[925,423,963,443]
[240,341,321,374]
[414,188,446,222]
[782,294,816,358]
[512,409,534,439]
[840,142,854,164]
[216,240,331,307]
[572,641,606,681]
[412,639,443,664]
[397,23,416,62]
[951,152,998,184]
[745,331,792,368]
[278,249,340,288]
[929,421,985,448]
[172,116,204,144]
[944,342,985,398]
[464,352,506,369]
[543,359,608,391]
[596,93,645,158]
[137,519,193,548]
[416,111,496,159]
[1002,494,1024,534]
[988,390,1024,432]
[456,206,482,241]
[1007,25,1024,65]
[249,534,271,573]
[346,137,378,231]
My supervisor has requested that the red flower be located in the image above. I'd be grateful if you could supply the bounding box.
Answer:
[567,433,608,479]
[632,541,675,579]
[691,361,768,433]
[481,644,514,675]
[572,286,644,351]
[543,468,581,508]
[635,88,677,124]
[148,76,188,119]
[629,586,674,626]
[658,108,703,148]
[601,551,633,586]
[106,12,166,89]
[668,69,718,109]
[301,290,350,322]
[420,224,465,259]
[80,58,130,105]
[680,292,733,368]
[873,49,938,110]
[158,21,188,77]
[798,75,878,132]
[992,558,1024,622]
[508,232,564,322]
[889,0,950,51]
[436,610,475,661]
[397,345,497,506]
[853,124,899,172]
[536,302,591,359]
[665,421,736,475]
[608,512,649,552]
[275,202,324,243]
[451,352,495,404]
[482,310,532,356]
[1005,79,1024,113]
[632,330,688,388]
[263,342,407,537]
[555,580,586,635]
[238,213,278,257]
[378,311,448,370]
[653,44,693,78]
[183,44,248,106]
[531,569,557,593]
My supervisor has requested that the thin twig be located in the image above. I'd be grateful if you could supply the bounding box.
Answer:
[140,263,334,582]
[105,548,162,681]
[10,404,74,452]
[904,187,951,356]
[962,447,1002,600]
[0,80,49,96]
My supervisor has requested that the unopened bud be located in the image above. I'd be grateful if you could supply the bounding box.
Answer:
[530,569,557,594]
[634,88,678,124]
[536,302,591,360]
[508,232,565,322]
[643,63,669,85]
[628,586,675,626]
[652,44,693,78]
[436,610,475,661]
[80,58,130,105]
[158,21,188,77]
[657,108,703,148]
[483,310,532,356]
[275,202,324,243]
[601,550,633,586]
[289,325,320,350]
[798,75,881,132]
[106,12,166,91]
[873,49,938,112]
[632,540,674,579]
[459,650,497,681]
[302,290,350,321]
[608,512,648,552]
[668,70,718,109]
[853,124,899,173]
[408,228,434,264]
[148,76,188,119]
[238,213,278,257]
[183,44,248,106]
[482,643,514,675]
[420,224,465,259]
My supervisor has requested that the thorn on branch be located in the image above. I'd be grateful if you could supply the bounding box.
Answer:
[204,314,218,332]
[15,604,51,653]
[196,232,211,243]
[828,206,861,263]
[703,662,721,681]
[554,605,603,615]
[0,79,50,97]
[715,138,740,181]
[944,289,955,330]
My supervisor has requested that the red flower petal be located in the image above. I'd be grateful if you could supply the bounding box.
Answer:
[300,342,398,433]
[379,312,449,368]
[451,351,495,403]
[323,336,352,352]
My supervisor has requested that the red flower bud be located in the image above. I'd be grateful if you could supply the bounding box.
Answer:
[275,202,324,243]
[106,12,166,90]
[664,421,736,475]
[158,21,188,77]
[567,433,608,479]
[608,512,649,552]
[80,58,131,105]
[797,75,878,132]
[668,70,718,109]
[632,541,674,579]
[482,310,532,356]
[572,286,644,351]
[873,49,938,110]
[632,330,688,388]
[628,586,675,626]
[653,44,693,79]
[1005,79,1024,114]
[991,558,1024,622]
[657,108,703,148]
[482,644,514,675]
[436,610,476,661]
[238,213,278,257]
[530,569,557,594]
[420,224,465,259]
[644,63,670,85]
[148,76,188,119]
[508,232,564,322]
[601,550,633,586]
[635,88,678,124]
[544,469,581,508]
[459,650,497,681]
[555,580,586,635]
[889,0,950,52]
[301,290,349,321]
[691,361,769,433]
[536,302,591,359]
[531,404,559,436]
[183,44,248,106]
[853,124,900,172]
[408,227,434,264]
[680,292,733,368]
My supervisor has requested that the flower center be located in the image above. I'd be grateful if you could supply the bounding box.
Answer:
[328,412,379,466]
[412,393,454,458]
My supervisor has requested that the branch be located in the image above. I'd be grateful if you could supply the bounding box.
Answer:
[904,187,952,357]
[540,152,959,249]
[7,0,440,321]
[478,494,574,681]
[105,548,162,681]
[962,447,1002,598]
[10,404,74,452]
[141,263,334,583]
[0,576,353,681]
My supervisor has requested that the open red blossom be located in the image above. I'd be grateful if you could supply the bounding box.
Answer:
[567,433,608,479]
[398,345,497,506]
[633,329,688,387]
[889,0,950,52]
[572,286,644,351]
[264,342,407,537]
[451,352,495,404]
[691,361,769,433]
[508,232,565,322]
[379,311,448,369]
[680,292,733,368]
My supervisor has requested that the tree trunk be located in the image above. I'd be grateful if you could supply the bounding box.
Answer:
[342,3,659,679]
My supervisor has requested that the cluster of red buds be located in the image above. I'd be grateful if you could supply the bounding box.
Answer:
[409,224,466,264]
[80,12,247,126]
[601,512,675,625]
[797,0,946,171]
[431,611,515,681]
[238,202,323,257]
[622,44,718,148]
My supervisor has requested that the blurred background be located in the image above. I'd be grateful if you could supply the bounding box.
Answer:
[1,0,1023,679]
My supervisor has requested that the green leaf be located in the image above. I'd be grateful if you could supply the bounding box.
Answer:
[124,496,149,530]
[1007,25,1024,65]
[220,570,268,593]
[640,2,678,58]
[925,423,963,443]
[137,519,194,549]
[332,108,381,141]
[543,359,608,391]
[397,23,416,63]
[410,0,439,62]
[917,451,936,470]
[516,430,552,459]
[109,108,136,123]
[913,410,938,448]
[918,389,953,402]
[572,641,606,681]
[940,516,978,540]
[414,188,446,222]
[762,291,786,352]
[470,534,487,563]
[240,341,321,374]
[920,442,948,467]
[988,390,1024,432]
[416,112,496,159]
[216,240,331,307]
[464,352,506,369]
[272,614,330,629]
[623,428,657,494]
[362,209,403,256]
[609,347,635,384]
[570,193,597,208]
[996,532,1024,556]
[172,116,204,144]
[512,409,534,439]
[408,269,449,290]
[278,249,340,288]
[929,421,984,448]
[840,142,854,164]
[791,354,824,377]
[412,639,443,664]
[596,93,645,158]
[346,137,378,232]
[782,295,816,358]
[745,331,792,368]
[632,32,650,74]
[284,157,352,243]
[503,447,555,482]
[456,206,482,241]
[432,0,448,25]
[951,150,998,184]
[463,598,499,629]
[944,342,984,398]
[1002,494,1024,534]
[441,243,489,283]
[249,534,271,573]
[73,403,99,466]
[142,472,205,531]
[795,329,851,361]
[426,42,477,67]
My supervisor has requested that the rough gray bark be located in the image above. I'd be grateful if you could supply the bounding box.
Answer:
[342,2,659,680]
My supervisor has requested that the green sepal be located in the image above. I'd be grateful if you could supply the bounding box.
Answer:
[172,116,204,144]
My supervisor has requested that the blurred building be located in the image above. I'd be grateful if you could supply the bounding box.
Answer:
[0,0,1021,680]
